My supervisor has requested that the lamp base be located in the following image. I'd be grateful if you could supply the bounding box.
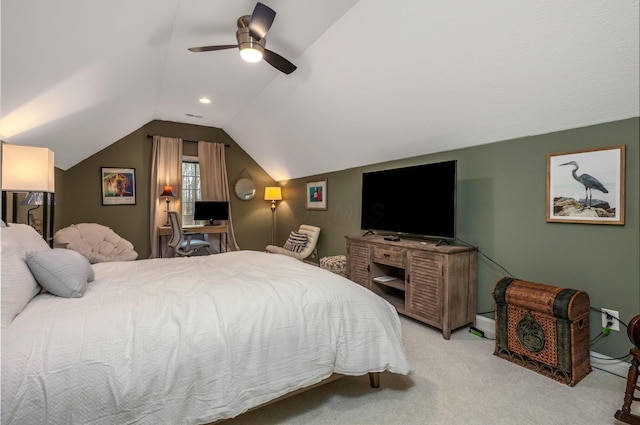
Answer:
[270,207,276,246]
[164,198,171,226]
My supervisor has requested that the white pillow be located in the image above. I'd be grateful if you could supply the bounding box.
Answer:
[1,225,48,327]
[26,249,95,298]
[6,222,51,251]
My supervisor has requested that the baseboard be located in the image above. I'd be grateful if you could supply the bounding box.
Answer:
[589,351,631,378]
[474,314,630,378]
[474,314,496,340]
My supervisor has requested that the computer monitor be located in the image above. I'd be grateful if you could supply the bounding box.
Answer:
[194,201,229,225]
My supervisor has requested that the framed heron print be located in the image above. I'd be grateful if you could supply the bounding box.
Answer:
[546,145,625,225]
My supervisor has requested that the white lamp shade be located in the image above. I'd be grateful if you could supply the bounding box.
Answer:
[1,144,55,192]
[264,187,282,201]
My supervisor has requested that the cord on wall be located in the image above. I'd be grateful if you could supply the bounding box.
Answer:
[455,237,516,278]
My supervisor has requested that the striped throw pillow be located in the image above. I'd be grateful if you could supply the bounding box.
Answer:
[283,231,308,253]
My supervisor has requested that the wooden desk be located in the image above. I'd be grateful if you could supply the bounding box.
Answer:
[158,224,228,256]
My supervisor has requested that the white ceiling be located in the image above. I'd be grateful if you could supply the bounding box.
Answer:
[2,0,638,181]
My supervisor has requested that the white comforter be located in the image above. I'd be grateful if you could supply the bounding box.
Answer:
[2,251,411,424]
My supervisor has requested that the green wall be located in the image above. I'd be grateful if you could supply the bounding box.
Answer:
[60,120,277,258]
[60,117,638,358]
[276,118,639,358]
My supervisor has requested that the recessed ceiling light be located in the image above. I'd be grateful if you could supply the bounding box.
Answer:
[199,97,211,104]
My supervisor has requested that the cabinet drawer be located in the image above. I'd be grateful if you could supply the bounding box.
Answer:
[371,246,404,267]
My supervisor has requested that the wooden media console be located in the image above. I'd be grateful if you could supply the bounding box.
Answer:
[346,235,477,339]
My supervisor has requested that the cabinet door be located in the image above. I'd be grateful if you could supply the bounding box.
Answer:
[406,252,442,324]
[347,241,370,288]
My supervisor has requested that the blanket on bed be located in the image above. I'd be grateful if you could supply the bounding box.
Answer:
[2,250,411,424]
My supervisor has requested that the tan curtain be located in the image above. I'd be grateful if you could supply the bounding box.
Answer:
[149,136,183,258]
[198,141,239,251]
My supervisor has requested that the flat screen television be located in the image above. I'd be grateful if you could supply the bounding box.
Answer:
[194,201,229,225]
[360,160,456,240]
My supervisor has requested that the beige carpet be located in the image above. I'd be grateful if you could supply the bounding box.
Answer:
[222,316,630,425]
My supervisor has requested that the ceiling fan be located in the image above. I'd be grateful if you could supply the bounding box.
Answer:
[188,2,297,75]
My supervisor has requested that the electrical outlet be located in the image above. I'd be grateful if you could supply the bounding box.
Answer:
[601,308,620,331]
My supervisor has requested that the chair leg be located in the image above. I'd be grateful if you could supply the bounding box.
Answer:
[615,349,640,425]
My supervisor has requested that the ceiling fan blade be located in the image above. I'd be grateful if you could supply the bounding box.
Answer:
[188,45,237,52]
[263,49,297,75]
[249,2,276,40]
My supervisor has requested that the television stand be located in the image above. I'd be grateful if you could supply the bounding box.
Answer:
[345,235,477,339]
[435,239,451,246]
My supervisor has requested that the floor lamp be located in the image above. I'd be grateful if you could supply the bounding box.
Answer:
[264,187,282,246]
[1,144,55,244]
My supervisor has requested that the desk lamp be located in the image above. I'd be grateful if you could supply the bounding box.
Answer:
[160,185,176,226]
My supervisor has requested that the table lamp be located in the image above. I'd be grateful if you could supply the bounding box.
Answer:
[1,144,55,243]
[160,185,176,226]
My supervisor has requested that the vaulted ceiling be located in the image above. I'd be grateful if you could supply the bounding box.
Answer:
[2,1,638,181]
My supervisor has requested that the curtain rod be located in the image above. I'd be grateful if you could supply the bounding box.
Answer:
[147,135,230,147]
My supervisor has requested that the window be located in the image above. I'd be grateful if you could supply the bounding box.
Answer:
[182,156,201,225]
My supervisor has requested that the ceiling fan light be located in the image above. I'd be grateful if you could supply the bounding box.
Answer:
[237,26,265,64]
[240,47,263,63]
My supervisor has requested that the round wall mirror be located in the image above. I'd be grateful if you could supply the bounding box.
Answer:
[234,177,256,200]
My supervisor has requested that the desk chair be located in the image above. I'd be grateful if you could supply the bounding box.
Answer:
[168,211,210,256]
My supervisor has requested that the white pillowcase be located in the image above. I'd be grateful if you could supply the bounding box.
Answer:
[26,249,95,298]
[7,222,51,252]
[0,224,50,327]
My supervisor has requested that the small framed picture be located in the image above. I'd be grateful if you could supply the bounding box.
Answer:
[306,179,327,210]
[547,145,625,225]
[101,167,136,205]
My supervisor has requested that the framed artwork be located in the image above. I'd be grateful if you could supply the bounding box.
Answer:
[546,145,625,225]
[306,179,327,210]
[101,167,136,205]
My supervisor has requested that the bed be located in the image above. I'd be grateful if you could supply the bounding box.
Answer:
[1,223,412,424]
